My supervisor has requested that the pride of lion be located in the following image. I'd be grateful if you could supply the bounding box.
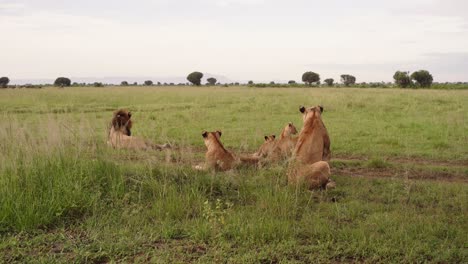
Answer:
[108,104,334,190]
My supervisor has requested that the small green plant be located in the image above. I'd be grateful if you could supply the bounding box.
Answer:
[202,199,233,227]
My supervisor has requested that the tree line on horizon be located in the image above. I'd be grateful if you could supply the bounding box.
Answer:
[1,70,467,89]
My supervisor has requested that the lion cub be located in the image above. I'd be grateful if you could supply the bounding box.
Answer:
[252,135,277,158]
[195,130,259,171]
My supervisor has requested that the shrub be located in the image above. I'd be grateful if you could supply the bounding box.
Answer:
[324,78,334,87]
[411,70,433,88]
[54,77,71,87]
[187,72,203,86]
[340,74,356,86]
[393,71,412,88]
[302,72,320,86]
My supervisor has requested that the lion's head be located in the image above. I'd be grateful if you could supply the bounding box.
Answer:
[111,109,133,136]
[255,134,276,157]
[299,105,323,123]
[202,130,223,148]
[282,122,298,137]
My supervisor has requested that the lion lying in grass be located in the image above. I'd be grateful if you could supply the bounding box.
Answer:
[107,109,170,150]
[195,130,259,171]
[287,106,335,189]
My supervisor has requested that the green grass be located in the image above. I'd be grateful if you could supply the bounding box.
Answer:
[0,86,467,263]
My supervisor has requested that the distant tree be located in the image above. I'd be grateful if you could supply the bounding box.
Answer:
[324,78,334,87]
[121,81,129,86]
[169,83,175,86]
[234,82,240,86]
[248,80,254,85]
[207,77,217,85]
[0,77,10,88]
[54,77,71,87]
[157,82,161,86]
[393,71,412,88]
[302,72,320,85]
[288,80,296,84]
[340,74,356,86]
[144,80,153,86]
[411,70,433,88]
[133,82,138,86]
[93,82,104,87]
[187,71,203,86]
[270,81,275,85]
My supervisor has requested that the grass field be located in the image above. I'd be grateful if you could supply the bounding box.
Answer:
[0,86,467,263]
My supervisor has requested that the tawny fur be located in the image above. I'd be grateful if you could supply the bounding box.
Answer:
[196,131,259,171]
[267,122,299,162]
[287,106,334,190]
[252,135,276,158]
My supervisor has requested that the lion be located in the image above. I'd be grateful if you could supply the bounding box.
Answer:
[107,109,170,150]
[252,135,276,158]
[195,130,259,171]
[287,105,334,189]
[269,122,299,161]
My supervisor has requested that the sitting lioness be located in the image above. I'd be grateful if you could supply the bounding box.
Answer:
[287,105,334,189]
[268,122,299,161]
[107,109,170,150]
[196,130,259,171]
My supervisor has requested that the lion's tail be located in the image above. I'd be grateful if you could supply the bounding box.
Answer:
[239,155,261,165]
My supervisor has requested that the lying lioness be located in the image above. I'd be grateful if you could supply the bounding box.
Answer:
[107,109,170,150]
[195,130,259,171]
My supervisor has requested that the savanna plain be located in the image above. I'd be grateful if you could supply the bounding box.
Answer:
[0,86,467,263]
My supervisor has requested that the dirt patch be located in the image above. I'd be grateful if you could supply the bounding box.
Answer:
[332,166,467,183]
[333,154,468,167]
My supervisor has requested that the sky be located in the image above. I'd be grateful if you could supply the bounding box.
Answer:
[1,0,468,83]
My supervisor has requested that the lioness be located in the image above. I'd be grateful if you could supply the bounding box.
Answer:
[287,105,334,189]
[107,109,170,150]
[268,122,299,161]
[196,130,259,171]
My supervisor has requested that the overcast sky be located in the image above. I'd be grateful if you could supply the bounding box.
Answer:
[1,0,468,83]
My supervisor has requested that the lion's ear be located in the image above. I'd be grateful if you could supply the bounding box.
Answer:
[272,135,276,139]
[264,136,268,141]
[288,122,293,126]
[319,105,324,113]
[128,112,132,118]
[216,130,222,137]
[202,131,208,138]
[299,106,306,113]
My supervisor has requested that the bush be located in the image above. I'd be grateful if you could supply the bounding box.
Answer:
[324,78,334,87]
[411,70,433,88]
[187,72,203,86]
[393,71,412,88]
[121,81,129,86]
[54,77,71,87]
[207,78,217,86]
[340,74,356,86]
[0,77,10,88]
[302,72,320,85]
